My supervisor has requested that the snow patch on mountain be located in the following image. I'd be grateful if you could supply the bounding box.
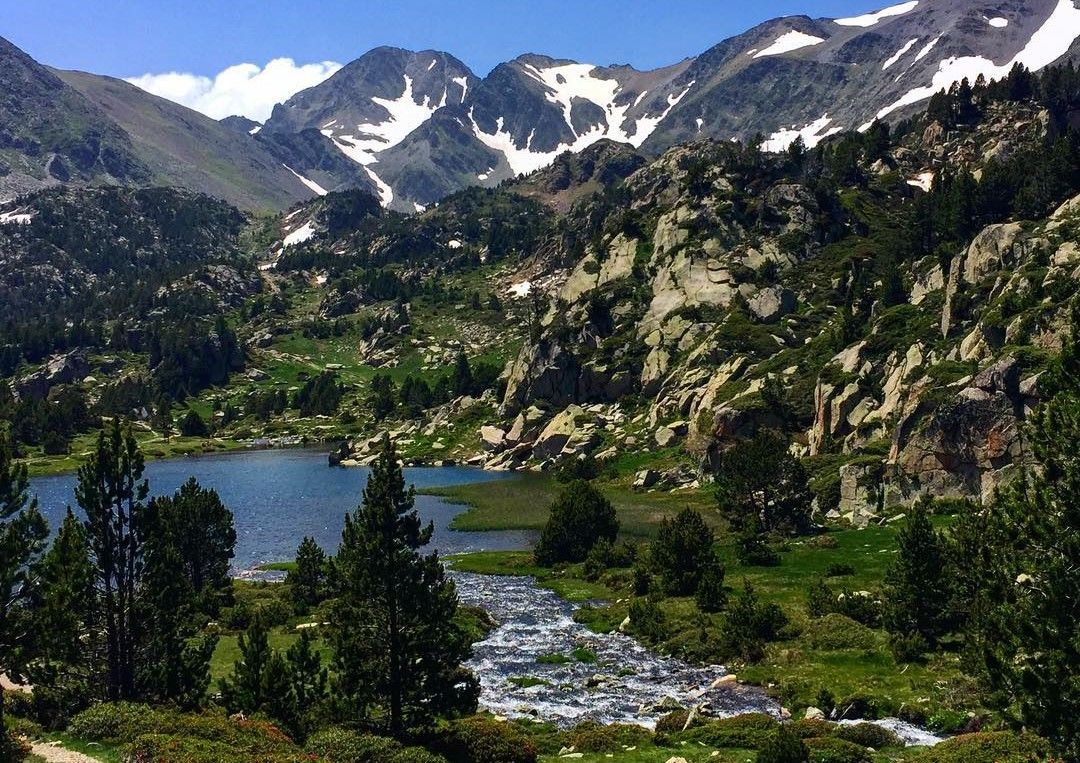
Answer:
[364,166,394,206]
[283,221,315,247]
[883,38,920,70]
[762,113,843,152]
[471,66,693,176]
[835,1,919,27]
[873,0,1080,123]
[914,35,942,63]
[283,164,328,195]
[987,16,1009,28]
[0,210,33,225]
[753,30,826,58]
[322,75,449,168]
[453,75,469,101]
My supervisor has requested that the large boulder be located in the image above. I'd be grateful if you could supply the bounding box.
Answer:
[889,356,1033,503]
[747,285,796,323]
[501,340,598,415]
[14,350,89,401]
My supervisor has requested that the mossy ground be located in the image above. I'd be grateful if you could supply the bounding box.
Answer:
[449,475,978,722]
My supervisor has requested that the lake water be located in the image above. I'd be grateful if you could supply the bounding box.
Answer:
[29,447,533,574]
[26,448,942,741]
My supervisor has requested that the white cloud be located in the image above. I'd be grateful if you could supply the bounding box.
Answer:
[125,57,342,123]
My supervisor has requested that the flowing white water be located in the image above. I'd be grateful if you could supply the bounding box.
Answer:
[454,572,777,728]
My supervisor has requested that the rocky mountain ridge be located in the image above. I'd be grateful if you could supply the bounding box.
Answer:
[5,0,1080,212]
[257,0,1080,210]
[269,69,1080,526]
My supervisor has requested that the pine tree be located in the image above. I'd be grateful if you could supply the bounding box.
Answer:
[287,536,327,614]
[136,525,215,709]
[330,435,477,736]
[964,389,1080,758]
[147,478,236,616]
[77,419,148,701]
[0,429,48,751]
[283,631,328,742]
[695,557,727,613]
[451,352,473,397]
[652,508,715,596]
[714,431,813,535]
[884,498,951,647]
[220,615,272,714]
[30,509,97,722]
[534,480,619,565]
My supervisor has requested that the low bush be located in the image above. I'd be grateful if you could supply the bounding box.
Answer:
[0,729,30,763]
[679,713,780,749]
[833,722,902,749]
[758,725,810,763]
[5,715,42,740]
[69,704,298,758]
[925,709,971,734]
[125,733,307,763]
[889,631,929,663]
[567,722,652,752]
[68,702,158,742]
[306,727,404,762]
[804,736,872,763]
[802,614,878,651]
[439,715,539,763]
[825,563,856,577]
[654,709,696,734]
[912,731,1050,763]
[3,692,33,720]
[789,719,836,739]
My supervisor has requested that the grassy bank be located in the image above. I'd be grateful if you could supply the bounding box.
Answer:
[22,432,247,478]
[424,472,718,538]
[450,517,979,725]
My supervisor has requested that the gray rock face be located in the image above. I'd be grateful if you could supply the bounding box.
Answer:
[748,285,796,324]
[890,356,1033,503]
[14,350,89,401]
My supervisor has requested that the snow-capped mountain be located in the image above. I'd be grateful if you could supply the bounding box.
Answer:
[3,0,1080,211]
[254,0,1080,211]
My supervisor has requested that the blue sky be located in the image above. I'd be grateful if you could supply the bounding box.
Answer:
[5,0,888,76]
[2,0,891,121]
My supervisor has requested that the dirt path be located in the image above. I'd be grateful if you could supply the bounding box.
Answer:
[28,741,102,763]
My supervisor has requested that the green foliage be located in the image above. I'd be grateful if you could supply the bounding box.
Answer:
[438,715,538,763]
[679,713,780,749]
[306,727,403,762]
[802,615,877,651]
[295,371,344,417]
[715,431,812,535]
[147,477,236,616]
[652,508,715,596]
[68,702,158,742]
[884,498,952,647]
[912,731,1050,763]
[76,419,149,702]
[758,725,810,763]
[330,436,476,736]
[286,536,328,614]
[695,557,728,613]
[0,428,49,736]
[534,480,618,565]
[567,721,651,753]
[721,580,789,662]
[833,722,901,749]
[627,597,667,643]
[960,382,1080,758]
[178,409,209,437]
[803,736,871,763]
